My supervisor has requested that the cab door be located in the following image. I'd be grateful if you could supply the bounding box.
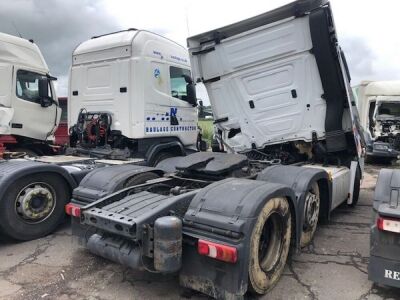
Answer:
[0,63,13,134]
[11,69,58,141]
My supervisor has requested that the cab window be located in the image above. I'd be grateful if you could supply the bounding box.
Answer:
[170,66,191,101]
[16,70,51,104]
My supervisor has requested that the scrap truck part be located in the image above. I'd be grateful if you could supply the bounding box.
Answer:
[369,169,400,288]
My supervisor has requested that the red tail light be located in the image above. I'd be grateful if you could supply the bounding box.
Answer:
[197,239,237,263]
[377,216,400,233]
[65,203,81,218]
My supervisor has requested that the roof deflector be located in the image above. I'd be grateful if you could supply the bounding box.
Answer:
[91,28,137,39]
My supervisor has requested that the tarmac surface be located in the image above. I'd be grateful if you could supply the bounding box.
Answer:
[0,163,399,300]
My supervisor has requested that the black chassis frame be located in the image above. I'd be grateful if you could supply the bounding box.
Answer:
[72,154,330,299]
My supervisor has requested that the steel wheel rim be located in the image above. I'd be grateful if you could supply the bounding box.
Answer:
[15,182,56,224]
[303,183,320,230]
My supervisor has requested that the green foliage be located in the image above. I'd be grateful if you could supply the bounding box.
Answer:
[198,119,213,145]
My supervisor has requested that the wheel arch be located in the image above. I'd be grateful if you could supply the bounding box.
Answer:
[72,164,164,204]
[0,161,77,202]
[145,140,186,167]
[256,165,332,248]
[180,178,297,298]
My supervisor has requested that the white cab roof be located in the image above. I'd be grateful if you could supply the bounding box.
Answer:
[74,30,138,55]
[0,32,49,72]
[73,29,189,67]
[365,81,400,96]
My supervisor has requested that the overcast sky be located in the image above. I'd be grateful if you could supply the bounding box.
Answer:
[0,0,399,102]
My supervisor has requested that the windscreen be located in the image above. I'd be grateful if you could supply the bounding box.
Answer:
[376,102,400,118]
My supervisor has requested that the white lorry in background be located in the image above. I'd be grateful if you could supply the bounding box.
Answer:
[0,32,61,157]
[0,29,200,241]
[68,29,201,164]
[354,80,400,162]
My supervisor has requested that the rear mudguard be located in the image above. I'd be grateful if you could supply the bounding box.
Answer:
[72,164,164,203]
[180,178,297,299]
[146,140,186,166]
[256,165,331,247]
[0,160,78,201]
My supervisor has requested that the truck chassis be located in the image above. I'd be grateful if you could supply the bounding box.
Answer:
[69,151,359,298]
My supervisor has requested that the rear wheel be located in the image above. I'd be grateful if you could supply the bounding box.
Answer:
[0,173,69,241]
[248,197,292,295]
[124,172,160,188]
[300,182,320,248]
[151,152,177,167]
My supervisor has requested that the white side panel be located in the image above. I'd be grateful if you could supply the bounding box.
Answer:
[200,16,325,151]
[69,59,131,136]
[193,17,310,81]
[304,164,351,210]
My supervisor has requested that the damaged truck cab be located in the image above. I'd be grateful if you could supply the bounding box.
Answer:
[354,81,400,161]
[68,0,365,298]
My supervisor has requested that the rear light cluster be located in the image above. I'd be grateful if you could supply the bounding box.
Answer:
[377,216,400,233]
[197,239,237,263]
[65,203,81,217]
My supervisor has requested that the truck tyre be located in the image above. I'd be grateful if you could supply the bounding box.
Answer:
[348,167,361,207]
[0,173,69,241]
[151,152,176,167]
[123,172,160,188]
[248,197,292,295]
[300,182,320,248]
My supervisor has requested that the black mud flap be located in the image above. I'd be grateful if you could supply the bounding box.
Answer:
[180,178,296,299]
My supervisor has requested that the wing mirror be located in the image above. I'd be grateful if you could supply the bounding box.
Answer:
[182,75,197,107]
[38,78,52,107]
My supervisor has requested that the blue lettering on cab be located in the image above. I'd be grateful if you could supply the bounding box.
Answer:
[170,107,178,117]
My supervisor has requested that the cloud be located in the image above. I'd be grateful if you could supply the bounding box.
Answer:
[340,36,376,85]
[0,0,121,96]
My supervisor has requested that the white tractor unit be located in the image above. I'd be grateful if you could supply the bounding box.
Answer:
[68,29,200,163]
[67,1,366,298]
[0,30,200,241]
[354,80,400,161]
[0,32,61,156]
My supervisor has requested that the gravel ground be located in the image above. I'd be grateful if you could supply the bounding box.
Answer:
[0,163,399,300]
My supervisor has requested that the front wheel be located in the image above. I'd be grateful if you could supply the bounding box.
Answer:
[248,197,292,295]
[0,173,70,241]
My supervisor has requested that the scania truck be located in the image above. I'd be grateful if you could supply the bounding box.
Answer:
[0,29,200,241]
[67,0,365,298]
